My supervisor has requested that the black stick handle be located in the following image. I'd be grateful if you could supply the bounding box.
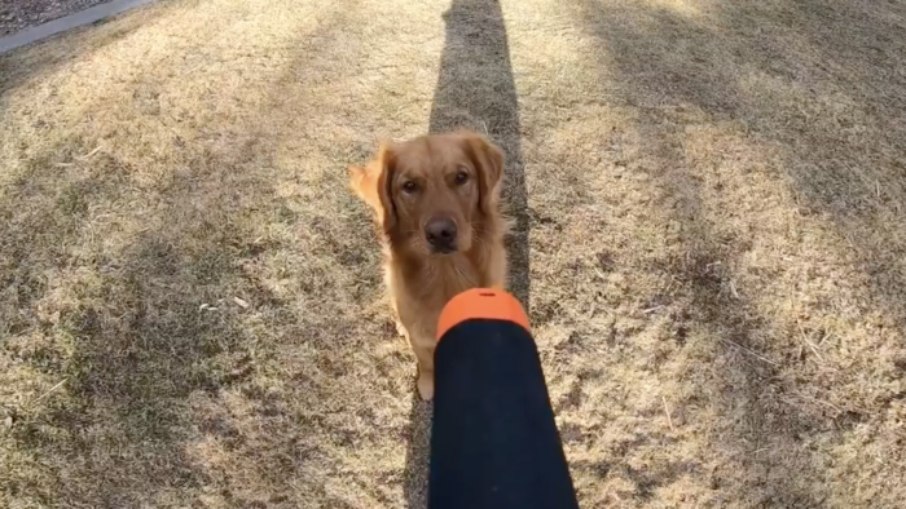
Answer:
[429,289,579,509]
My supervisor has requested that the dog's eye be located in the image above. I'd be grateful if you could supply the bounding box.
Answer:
[454,170,469,185]
[402,180,419,193]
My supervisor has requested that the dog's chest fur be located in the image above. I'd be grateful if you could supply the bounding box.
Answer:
[386,243,497,340]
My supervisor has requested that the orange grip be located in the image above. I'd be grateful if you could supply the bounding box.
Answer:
[436,288,530,341]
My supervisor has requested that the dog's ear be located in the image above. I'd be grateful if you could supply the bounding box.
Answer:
[349,143,398,233]
[460,132,504,215]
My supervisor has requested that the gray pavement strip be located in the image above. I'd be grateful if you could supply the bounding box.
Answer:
[0,0,157,55]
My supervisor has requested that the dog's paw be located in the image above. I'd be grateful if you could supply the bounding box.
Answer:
[417,372,434,401]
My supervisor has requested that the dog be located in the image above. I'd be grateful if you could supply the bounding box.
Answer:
[349,131,508,400]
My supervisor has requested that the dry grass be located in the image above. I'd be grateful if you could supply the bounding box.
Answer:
[2,0,905,507]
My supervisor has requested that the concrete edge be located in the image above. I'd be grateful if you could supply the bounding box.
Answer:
[0,0,158,55]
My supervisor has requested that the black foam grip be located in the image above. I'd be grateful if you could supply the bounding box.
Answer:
[429,319,579,509]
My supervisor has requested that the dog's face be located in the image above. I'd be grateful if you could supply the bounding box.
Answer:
[350,132,503,257]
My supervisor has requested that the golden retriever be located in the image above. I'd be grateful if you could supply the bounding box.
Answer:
[349,131,508,400]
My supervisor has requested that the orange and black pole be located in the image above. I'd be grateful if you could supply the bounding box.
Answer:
[429,288,579,509]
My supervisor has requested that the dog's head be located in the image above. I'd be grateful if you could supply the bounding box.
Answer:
[349,131,503,256]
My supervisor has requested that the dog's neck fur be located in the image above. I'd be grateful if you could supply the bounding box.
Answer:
[397,248,483,302]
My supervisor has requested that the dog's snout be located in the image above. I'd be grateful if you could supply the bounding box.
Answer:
[425,217,458,252]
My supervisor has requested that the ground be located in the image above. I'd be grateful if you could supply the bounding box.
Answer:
[1,0,905,507]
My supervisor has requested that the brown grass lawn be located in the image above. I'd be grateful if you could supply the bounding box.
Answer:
[2,0,905,507]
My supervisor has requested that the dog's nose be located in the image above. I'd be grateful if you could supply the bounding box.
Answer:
[425,217,458,252]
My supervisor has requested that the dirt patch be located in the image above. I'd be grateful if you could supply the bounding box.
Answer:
[2,0,905,507]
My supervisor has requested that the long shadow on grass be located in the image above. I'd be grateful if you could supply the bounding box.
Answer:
[575,0,906,325]
[574,0,906,505]
[2,4,399,505]
[403,0,527,507]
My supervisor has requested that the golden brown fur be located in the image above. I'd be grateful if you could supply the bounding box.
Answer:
[349,131,508,400]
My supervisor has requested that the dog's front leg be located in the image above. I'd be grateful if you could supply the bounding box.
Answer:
[411,334,436,401]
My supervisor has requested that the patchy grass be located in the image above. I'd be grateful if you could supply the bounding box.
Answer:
[2,0,905,507]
